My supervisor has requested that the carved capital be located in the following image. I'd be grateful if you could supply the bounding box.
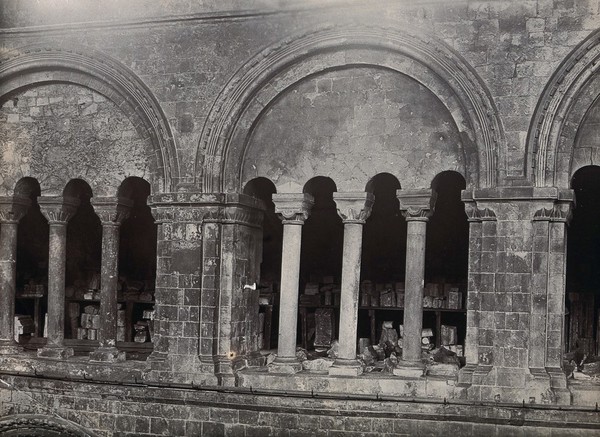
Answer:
[533,201,572,223]
[463,202,497,223]
[38,196,80,224]
[333,192,374,224]
[272,193,314,225]
[222,205,264,228]
[91,197,133,225]
[397,189,436,221]
[0,195,31,224]
[150,206,175,224]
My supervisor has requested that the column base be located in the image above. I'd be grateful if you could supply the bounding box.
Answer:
[89,347,126,363]
[329,358,364,376]
[0,339,22,355]
[268,357,302,374]
[392,360,425,378]
[37,345,74,359]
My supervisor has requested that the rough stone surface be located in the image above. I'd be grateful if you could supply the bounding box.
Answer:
[0,0,600,434]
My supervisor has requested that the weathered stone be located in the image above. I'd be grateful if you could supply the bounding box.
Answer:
[302,357,334,372]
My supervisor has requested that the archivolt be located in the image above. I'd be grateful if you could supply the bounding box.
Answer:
[0,44,179,193]
[196,23,503,192]
[529,29,600,188]
[0,414,97,436]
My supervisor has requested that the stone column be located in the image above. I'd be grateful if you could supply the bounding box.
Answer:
[0,196,31,354]
[329,192,374,376]
[38,196,80,359]
[268,193,313,374]
[394,189,435,377]
[89,197,132,362]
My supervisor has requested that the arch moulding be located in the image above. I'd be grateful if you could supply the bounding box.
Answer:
[529,29,600,188]
[196,24,504,193]
[0,44,179,194]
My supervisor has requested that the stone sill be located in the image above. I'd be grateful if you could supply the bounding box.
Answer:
[237,367,462,399]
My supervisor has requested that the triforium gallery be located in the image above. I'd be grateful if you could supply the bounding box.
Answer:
[0,0,599,436]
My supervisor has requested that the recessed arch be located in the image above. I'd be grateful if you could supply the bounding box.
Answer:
[529,29,600,188]
[196,24,503,193]
[0,43,179,194]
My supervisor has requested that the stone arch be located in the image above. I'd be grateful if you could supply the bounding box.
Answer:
[0,43,179,194]
[0,414,97,436]
[196,24,503,193]
[530,29,600,188]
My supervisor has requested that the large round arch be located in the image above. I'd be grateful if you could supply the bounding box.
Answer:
[0,414,97,436]
[529,29,600,188]
[0,43,179,194]
[196,23,504,193]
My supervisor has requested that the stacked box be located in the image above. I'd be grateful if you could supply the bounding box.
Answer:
[441,325,457,345]
[117,327,126,342]
[448,291,462,309]
[117,310,126,327]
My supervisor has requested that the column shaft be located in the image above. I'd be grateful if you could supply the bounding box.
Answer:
[336,222,363,361]
[402,219,427,363]
[0,222,18,349]
[277,222,302,360]
[46,223,68,347]
[99,223,120,347]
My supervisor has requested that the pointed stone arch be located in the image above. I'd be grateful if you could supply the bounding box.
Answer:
[0,43,179,194]
[196,23,503,193]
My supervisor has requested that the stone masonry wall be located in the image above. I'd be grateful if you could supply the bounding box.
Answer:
[0,375,598,437]
[243,66,465,192]
[1,1,598,186]
[0,84,149,196]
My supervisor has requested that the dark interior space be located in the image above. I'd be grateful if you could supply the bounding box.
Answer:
[118,177,157,346]
[64,179,102,340]
[358,173,405,342]
[118,177,156,287]
[15,178,48,342]
[424,171,468,350]
[243,177,282,350]
[300,177,343,287]
[567,165,600,356]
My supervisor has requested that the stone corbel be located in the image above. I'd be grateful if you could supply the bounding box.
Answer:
[397,188,436,221]
[332,192,374,224]
[38,196,80,223]
[272,193,314,224]
[0,196,31,224]
[91,197,134,225]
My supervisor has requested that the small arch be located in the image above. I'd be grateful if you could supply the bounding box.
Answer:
[14,177,41,199]
[63,179,102,340]
[365,172,401,194]
[63,178,93,200]
[117,177,156,348]
[566,165,600,356]
[15,178,48,345]
[244,177,281,350]
[425,171,468,353]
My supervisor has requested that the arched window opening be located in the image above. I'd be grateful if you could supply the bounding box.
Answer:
[424,171,468,362]
[117,177,156,353]
[14,178,48,348]
[243,178,281,351]
[63,180,102,345]
[299,177,343,353]
[567,166,600,358]
[358,174,405,351]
